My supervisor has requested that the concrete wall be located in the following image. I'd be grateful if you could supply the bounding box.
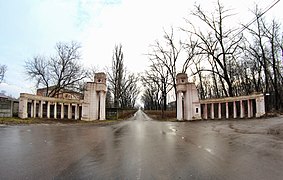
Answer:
[0,99,19,117]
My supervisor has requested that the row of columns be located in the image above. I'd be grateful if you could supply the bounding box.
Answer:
[202,99,255,120]
[19,97,81,120]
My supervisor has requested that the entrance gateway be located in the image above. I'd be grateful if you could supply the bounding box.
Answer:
[18,73,107,121]
[19,72,265,121]
[176,73,265,121]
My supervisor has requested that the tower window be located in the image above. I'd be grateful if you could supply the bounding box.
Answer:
[196,107,199,113]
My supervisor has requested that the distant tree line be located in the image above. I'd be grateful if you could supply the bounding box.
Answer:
[142,0,283,112]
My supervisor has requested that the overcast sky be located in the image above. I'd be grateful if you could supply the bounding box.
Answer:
[0,0,282,98]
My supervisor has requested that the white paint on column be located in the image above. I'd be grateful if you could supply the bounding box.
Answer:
[39,101,43,118]
[211,103,214,119]
[247,99,251,118]
[204,104,208,120]
[47,101,50,118]
[226,102,229,119]
[75,104,79,120]
[54,102,57,119]
[61,103,64,119]
[99,91,106,120]
[177,92,183,120]
[68,103,72,119]
[31,100,34,118]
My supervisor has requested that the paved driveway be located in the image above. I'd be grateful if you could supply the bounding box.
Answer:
[0,110,283,179]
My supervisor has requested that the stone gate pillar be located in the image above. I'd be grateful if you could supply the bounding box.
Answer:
[19,93,28,118]
[82,72,107,121]
[176,73,201,121]
[256,95,265,117]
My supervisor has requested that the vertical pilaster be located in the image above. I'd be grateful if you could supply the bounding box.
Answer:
[203,104,208,120]
[233,101,237,119]
[211,103,214,119]
[61,103,64,119]
[54,102,57,119]
[68,103,72,119]
[95,93,99,120]
[33,100,37,118]
[218,103,221,119]
[247,99,251,118]
[226,102,229,119]
[75,104,79,120]
[39,101,43,118]
[177,92,183,120]
[99,91,106,120]
[31,100,34,118]
[47,101,50,118]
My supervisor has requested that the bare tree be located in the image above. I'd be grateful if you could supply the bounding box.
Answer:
[107,44,124,108]
[107,44,139,108]
[242,6,283,110]
[120,73,140,108]
[0,64,7,84]
[86,65,98,82]
[148,27,191,102]
[141,73,162,110]
[182,0,243,97]
[25,41,87,97]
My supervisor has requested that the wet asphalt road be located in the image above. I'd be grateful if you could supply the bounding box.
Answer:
[1,110,283,180]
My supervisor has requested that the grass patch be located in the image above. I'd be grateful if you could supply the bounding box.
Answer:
[0,117,122,126]
[0,117,42,125]
[144,110,177,121]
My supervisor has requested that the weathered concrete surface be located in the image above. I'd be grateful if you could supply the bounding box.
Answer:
[0,110,283,179]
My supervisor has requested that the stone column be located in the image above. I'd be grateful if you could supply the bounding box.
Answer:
[54,102,57,119]
[177,92,183,120]
[99,91,106,120]
[218,103,222,119]
[68,103,72,119]
[33,100,37,118]
[247,99,251,118]
[233,101,237,119]
[226,102,229,119]
[19,96,28,119]
[203,104,208,119]
[61,103,64,119]
[31,100,34,118]
[47,101,50,118]
[240,100,244,118]
[75,104,79,120]
[38,101,43,118]
[211,103,214,119]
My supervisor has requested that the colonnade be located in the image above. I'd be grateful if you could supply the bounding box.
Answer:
[18,73,107,121]
[19,93,82,120]
[200,94,265,120]
[176,73,266,121]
